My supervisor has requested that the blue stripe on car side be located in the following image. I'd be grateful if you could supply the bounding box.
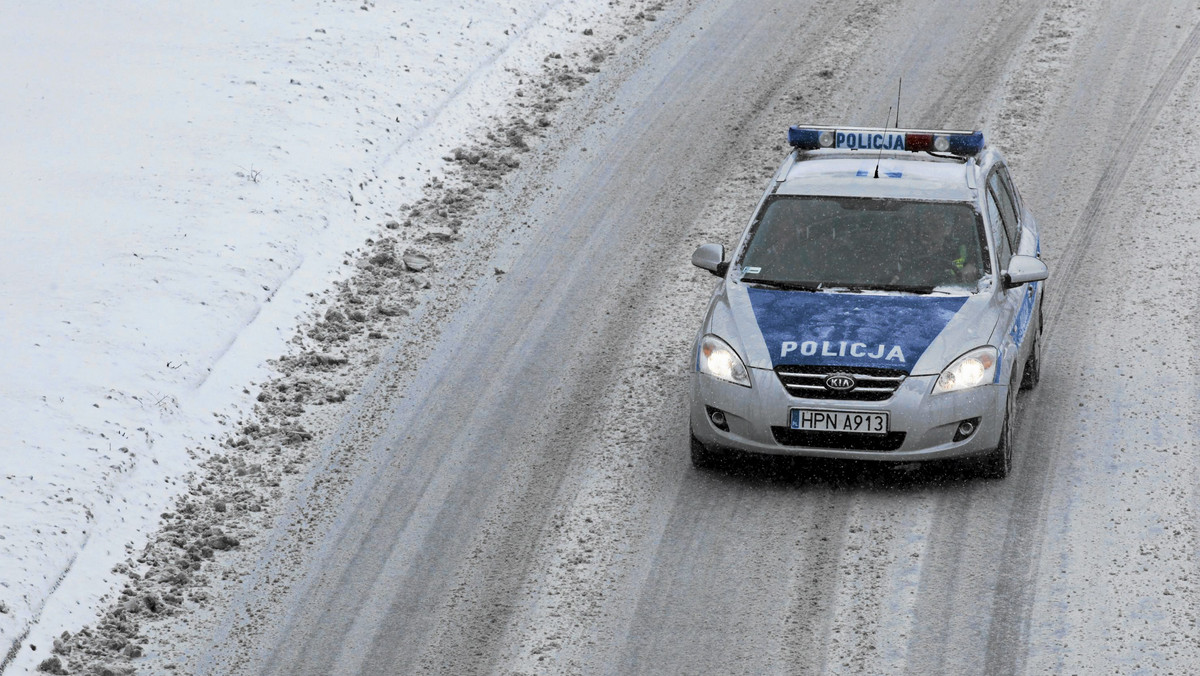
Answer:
[1009,282,1037,347]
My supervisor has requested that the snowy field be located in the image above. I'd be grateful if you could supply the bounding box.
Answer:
[0,0,625,668]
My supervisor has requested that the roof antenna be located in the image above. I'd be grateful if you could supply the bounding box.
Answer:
[873,104,893,179]
[873,78,903,179]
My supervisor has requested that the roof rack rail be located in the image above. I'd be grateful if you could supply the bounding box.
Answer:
[774,148,799,183]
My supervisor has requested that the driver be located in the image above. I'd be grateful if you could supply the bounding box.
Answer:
[906,210,978,285]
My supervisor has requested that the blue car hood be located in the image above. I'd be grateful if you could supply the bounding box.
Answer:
[744,287,968,373]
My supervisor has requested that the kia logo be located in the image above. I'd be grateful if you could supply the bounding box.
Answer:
[824,374,856,391]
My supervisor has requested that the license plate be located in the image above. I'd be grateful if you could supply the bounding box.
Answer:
[790,408,889,435]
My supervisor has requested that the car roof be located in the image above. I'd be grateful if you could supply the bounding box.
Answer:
[775,150,981,202]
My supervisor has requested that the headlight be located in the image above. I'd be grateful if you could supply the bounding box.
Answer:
[698,334,752,388]
[933,346,998,394]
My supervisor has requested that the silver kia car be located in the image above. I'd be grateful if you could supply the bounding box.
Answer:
[688,126,1047,478]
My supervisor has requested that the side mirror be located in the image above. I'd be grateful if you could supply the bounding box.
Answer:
[691,243,728,277]
[1002,254,1049,288]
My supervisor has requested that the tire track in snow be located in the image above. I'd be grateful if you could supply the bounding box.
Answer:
[982,14,1200,676]
[924,0,1044,127]
[778,493,853,675]
[900,2,1186,672]
[1040,18,1200,350]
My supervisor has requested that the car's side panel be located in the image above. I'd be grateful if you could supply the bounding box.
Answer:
[995,281,1036,388]
[701,281,774,370]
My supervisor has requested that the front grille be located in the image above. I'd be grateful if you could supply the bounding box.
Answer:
[772,427,907,451]
[774,365,907,401]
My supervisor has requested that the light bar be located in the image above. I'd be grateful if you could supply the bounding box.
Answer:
[787,125,985,156]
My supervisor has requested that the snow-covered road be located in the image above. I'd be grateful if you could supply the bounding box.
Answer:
[7,0,1200,673]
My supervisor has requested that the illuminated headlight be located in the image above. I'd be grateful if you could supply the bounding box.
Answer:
[698,334,752,388]
[933,346,998,394]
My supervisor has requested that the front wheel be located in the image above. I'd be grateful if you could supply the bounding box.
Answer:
[690,432,724,470]
[977,391,1014,479]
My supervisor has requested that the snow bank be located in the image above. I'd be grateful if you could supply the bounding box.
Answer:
[0,0,615,667]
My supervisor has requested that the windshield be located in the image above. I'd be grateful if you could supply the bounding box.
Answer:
[738,196,987,292]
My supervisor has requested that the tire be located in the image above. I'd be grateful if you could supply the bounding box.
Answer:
[1038,291,1045,335]
[978,389,1015,479]
[690,432,723,470]
[1020,333,1041,391]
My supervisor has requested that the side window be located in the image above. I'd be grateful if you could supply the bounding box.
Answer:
[997,167,1021,208]
[997,167,1025,250]
[986,189,1012,271]
[987,171,1020,252]
[973,214,993,274]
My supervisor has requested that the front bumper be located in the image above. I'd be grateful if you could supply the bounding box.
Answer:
[689,366,1007,462]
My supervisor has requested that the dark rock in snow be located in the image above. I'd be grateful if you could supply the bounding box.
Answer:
[37,657,68,674]
[369,252,395,266]
[86,664,135,676]
[418,230,455,244]
[377,303,406,317]
[202,534,240,551]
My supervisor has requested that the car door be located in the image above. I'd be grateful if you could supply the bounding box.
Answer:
[986,169,1037,387]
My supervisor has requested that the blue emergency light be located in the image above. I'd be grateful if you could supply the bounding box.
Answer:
[787,125,984,156]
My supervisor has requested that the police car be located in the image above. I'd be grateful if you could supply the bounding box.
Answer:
[688,125,1047,478]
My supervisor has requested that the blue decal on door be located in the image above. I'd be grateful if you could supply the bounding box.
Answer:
[1009,282,1037,347]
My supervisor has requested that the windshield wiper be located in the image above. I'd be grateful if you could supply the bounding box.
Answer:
[745,279,953,295]
[744,279,823,292]
[837,283,940,294]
